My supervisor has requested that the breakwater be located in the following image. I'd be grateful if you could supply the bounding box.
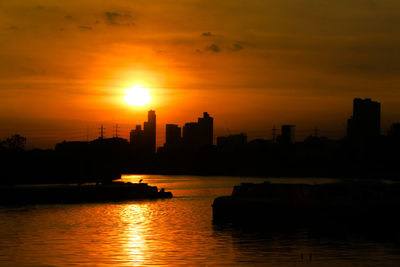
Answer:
[0,182,172,205]
[212,180,400,225]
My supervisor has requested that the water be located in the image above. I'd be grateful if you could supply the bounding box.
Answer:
[1,175,400,266]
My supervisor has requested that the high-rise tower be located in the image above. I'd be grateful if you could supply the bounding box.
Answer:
[130,110,156,153]
[165,124,181,146]
[144,110,156,153]
[182,112,214,149]
[347,98,380,141]
[198,112,213,146]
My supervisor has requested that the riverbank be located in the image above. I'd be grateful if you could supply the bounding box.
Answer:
[212,180,400,225]
[0,182,172,205]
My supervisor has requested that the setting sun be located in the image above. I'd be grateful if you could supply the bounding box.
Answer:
[124,85,151,107]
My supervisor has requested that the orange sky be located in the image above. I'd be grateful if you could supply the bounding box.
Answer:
[1,0,400,148]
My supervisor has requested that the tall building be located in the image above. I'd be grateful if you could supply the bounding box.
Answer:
[182,112,214,149]
[182,122,200,148]
[280,125,295,144]
[347,98,380,141]
[130,110,156,153]
[198,112,213,146]
[144,110,156,153]
[130,125,143,145]
[165,124,181,146]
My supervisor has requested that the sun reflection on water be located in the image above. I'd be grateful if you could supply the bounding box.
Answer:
[119,205,149,266]
[1,176,400,265]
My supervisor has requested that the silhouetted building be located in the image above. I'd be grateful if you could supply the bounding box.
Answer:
[347,98,380,141]
[55,140,90,153]
[279,125,295,144]
[130,125,144,145]
[56,137,129,155]
[217,133,247,152]
[144,110,156,153]
[198,112,213,146]
[165,124,181,145]
[388,123,400,138]
[183,122,200,149]
[163,124,182,151]
[182,112,214,149]
[130,110,156,153]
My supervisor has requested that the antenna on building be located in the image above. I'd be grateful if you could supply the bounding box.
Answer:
[86,125,89,141]
[272,125,277,143]
[99,125,104,139]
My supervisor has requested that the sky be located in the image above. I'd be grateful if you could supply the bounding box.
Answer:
[1,0,400,148]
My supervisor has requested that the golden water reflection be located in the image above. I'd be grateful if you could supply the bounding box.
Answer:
[120,205,147,266]
[1,175,400,266]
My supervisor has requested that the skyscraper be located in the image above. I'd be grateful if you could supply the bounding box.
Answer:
[280,125,295,144]
[198,112,213,146]
[130,125,144,147]
[144,110,156,153]
[182,112,214,149]
[347,98,380,141]
[165,124,181,146]
[130,110,156,153]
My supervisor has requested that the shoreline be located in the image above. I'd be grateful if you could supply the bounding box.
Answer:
[0,181,173,205]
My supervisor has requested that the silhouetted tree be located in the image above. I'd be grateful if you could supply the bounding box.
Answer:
[4,134,26,151]
[0,139,5,151]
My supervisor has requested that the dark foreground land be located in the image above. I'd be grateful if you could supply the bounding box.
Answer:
[0,182,172,205]
[212,180,400,227]
[2,130,400,186]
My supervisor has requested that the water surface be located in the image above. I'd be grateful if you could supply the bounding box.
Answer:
[0,175,399,266]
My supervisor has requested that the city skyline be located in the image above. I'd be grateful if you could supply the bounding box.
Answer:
[3,98,399,150]
[2,2,400,266]
[3,96,398,182]
[7,97,398,151]
[2,1,400,149]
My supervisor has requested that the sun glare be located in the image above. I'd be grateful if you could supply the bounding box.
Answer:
[124,85,151,106]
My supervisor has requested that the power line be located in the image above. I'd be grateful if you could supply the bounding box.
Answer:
[99,125,104,139]
[114,123,119,138]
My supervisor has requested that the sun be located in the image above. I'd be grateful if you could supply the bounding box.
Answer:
[124,85,151,106]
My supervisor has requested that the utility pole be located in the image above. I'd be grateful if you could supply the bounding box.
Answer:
[115,124,119,138]
[99,125,104,139]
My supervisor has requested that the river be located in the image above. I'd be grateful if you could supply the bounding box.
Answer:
[0,175,399,266]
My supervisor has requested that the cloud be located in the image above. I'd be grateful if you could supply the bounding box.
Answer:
[65,15,72,19]
[104,11,134,26]
[105,12,119,24]
[79,26,92,30]
[206,44,221,53]
[154,49,168,54]
[202,32,214,37]
[231,43,243,51]
[203,43,244,53]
